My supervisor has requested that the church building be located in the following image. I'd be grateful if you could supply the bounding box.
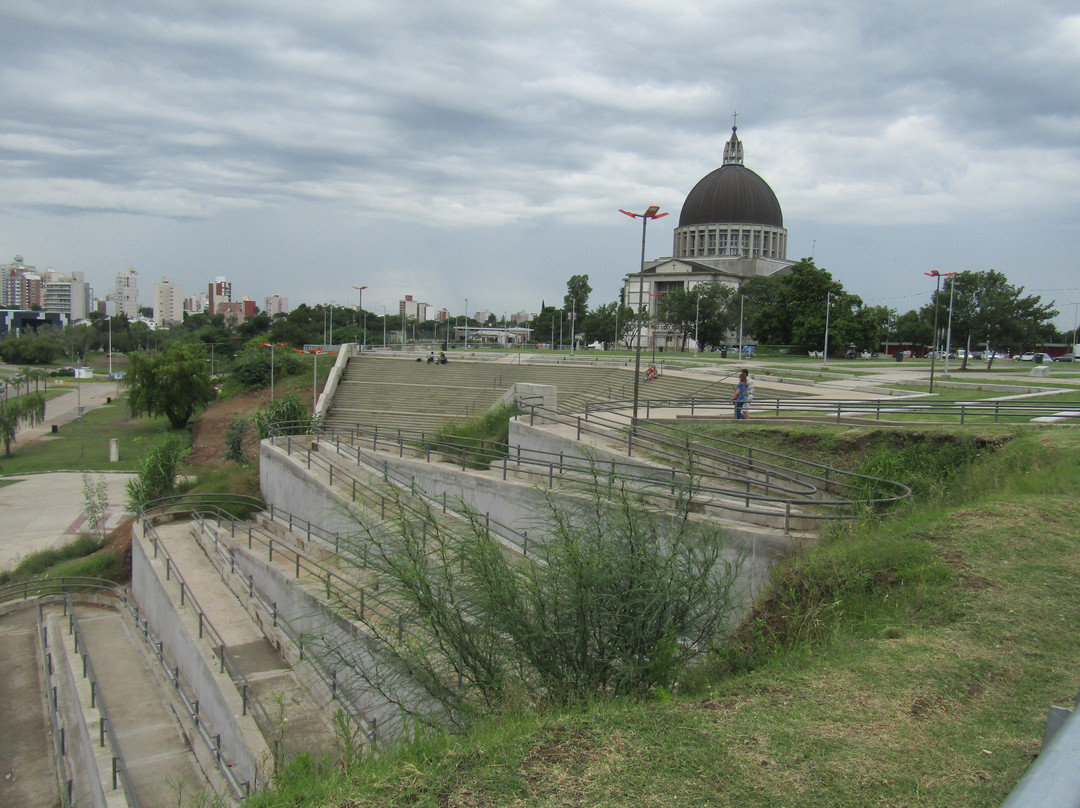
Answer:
[623,124,794,349]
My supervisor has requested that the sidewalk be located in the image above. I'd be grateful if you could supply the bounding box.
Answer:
[0,472,133,568]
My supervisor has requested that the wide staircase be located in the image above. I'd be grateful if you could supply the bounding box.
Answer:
[323,354,735,434]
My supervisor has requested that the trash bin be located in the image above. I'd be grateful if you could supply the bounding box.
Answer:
[721,348,728,358]
[895,352,903,362]
[1034,354,1043,364]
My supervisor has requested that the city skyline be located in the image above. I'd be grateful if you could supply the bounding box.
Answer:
[1,2,1078,332]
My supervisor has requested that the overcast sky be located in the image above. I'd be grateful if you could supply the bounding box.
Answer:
[2,0,1078,331]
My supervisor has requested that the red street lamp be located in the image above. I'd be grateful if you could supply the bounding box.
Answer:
[260,342,288,401]
[924,270,957,392]
[621,206,669,425]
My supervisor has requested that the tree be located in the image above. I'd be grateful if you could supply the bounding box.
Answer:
[318,468,740,731]
[126,343,214,429]
[564,274,592,320]
[0,392,46,455]
[918,270,1058,369]
[658,282,737,351]
[529,305,560,347]
[581,301,635,349]
[743,260,875,354]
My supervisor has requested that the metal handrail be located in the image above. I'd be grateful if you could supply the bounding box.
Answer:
[36,594,74,808]
[270,417,910,527]
[7,579,247,801]
[137,515,289,770]
[60,593,141,807]
[184,506,380,746]
[581,395,1080,424]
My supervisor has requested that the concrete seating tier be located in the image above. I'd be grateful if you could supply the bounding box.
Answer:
[323,355,736,434]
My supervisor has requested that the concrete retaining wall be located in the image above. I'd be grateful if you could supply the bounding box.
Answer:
[47,612,107,808]
[130,526,264,790]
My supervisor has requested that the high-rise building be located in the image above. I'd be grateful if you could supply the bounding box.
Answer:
[42,270,91,321]
[400,294,433,322]
[113,267,140,318]
[208,277,232,316]
[1,255,41,309]
[264,294,289,317]
[153,278,184,326]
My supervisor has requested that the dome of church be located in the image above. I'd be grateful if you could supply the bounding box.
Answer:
[678,163,783,228]
[677,126,783,229]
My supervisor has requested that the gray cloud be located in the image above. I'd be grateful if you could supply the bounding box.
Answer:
[1,0,1078,326]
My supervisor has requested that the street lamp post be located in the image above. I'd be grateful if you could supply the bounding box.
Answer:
[620,205,669,425]
[569,296,576,356]
[944,274,957,374]
[382,306,387,348]
[924,270,956,392]
[261,342,287,400]
[107,316,112,378]
[464,298,469,350]
[353,285,368,350]
[823,292,831,367]
[694,292,700,356]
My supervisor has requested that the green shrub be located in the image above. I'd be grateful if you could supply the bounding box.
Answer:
[224,416,249,462]
[251,394,314,439]
[126,432,190,511]
[319,469,741,731]
[0,534,104,583]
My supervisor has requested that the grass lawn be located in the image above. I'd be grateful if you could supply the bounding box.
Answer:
[0,399,178,475]
[242,428,1080,808]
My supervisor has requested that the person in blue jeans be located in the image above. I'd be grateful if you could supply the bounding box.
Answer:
[731,369,749,420]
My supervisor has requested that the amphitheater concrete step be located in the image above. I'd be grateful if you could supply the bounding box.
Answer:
[73,604,210,806]
[150,523,339,762]
[0,607,58,808]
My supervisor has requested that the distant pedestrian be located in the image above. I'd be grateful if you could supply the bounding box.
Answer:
[732,369,749,420]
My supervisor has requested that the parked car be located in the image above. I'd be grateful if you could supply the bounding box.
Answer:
[1014,352,1053,363]
[1056,352,1076,362]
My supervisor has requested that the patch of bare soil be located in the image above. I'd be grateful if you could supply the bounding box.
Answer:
[187,389,273,466]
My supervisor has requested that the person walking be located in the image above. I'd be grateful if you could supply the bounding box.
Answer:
[732,369,749,420]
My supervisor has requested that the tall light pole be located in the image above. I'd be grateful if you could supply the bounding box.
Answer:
[107,316,112,378]
[382,305,387,348]
[694,291,701,356]
[620,205,669,425]
[464,297,469,350]
[924,270,956,392]
[261,342,287,400]
[328,300,335,347]
[944,274,957,374]
[823,292,831,366]
[569,296,576,355]
[353,285,368,350]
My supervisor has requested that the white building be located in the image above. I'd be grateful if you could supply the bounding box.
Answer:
[208,276,231,316]
[112,267,140,318]
[264,293,289,317]
[42,270,91,321]
[400,295,434,321]
[153,278,184,326]
[623,126,794,349]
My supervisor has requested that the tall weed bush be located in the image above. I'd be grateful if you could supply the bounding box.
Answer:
[126,432,190,511]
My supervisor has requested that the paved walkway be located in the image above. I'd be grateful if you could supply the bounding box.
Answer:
[0,472,133,569]
[1,379,132,571]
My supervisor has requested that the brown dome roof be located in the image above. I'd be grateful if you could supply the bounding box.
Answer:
[678,163,783,229]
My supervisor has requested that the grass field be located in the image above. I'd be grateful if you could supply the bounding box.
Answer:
[0,396,178,475]
[234,426,1080,808]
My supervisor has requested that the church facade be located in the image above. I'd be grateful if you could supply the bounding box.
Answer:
[623,125,794,349]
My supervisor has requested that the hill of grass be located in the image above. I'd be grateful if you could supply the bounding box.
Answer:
[241,425,1080,808]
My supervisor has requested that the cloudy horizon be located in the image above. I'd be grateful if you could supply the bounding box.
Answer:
[2,0,1078,331]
